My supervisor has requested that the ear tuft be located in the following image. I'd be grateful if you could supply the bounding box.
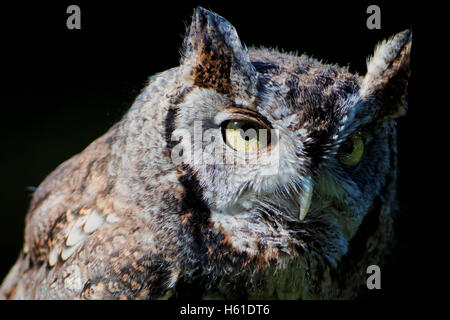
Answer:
[360,29,412,118]
[181,7,257,97]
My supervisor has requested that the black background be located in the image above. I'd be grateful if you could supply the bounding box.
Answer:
[0,0,445,300]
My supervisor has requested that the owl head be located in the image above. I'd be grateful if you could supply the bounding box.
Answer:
[167,7,411,271]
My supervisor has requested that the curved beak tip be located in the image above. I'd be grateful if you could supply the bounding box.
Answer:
[299,176,313,221]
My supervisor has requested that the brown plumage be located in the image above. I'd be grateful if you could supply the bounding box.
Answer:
[0,7,411,299]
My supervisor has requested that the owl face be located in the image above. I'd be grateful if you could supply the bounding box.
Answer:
[170,8,411,263]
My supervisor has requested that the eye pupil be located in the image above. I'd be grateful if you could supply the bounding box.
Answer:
[340,138,354,154]
[240,123,257,141]
[338,134,365,167]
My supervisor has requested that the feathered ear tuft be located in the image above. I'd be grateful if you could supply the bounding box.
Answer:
[360,29,412,119]
[181,7,258,97]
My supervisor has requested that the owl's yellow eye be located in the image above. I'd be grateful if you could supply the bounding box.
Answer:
[222,120,268,153]
[338,134,364,167]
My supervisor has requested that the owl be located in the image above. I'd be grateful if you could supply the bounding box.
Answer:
[0,7,411,299]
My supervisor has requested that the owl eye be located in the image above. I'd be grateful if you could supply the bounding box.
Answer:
[221,120,269,153]
[338,134,364,167]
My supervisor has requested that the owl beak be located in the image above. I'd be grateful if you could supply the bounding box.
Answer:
[299,175,313,221]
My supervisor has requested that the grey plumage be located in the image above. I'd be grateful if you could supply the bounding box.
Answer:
[0,7,411,299]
